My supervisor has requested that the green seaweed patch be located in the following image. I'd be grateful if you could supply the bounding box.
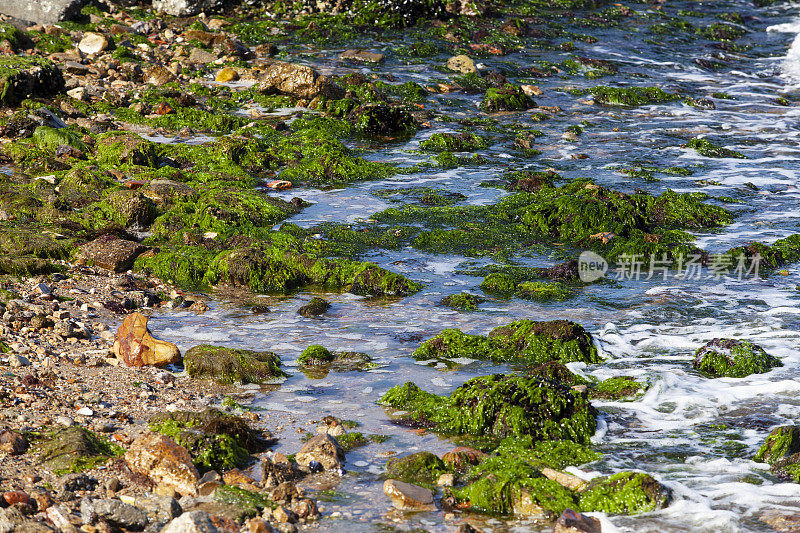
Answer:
[420,132,491,152]
[298,344,334,365]
[692,338,782,378]
[214,485,276,518]
[578,472,671,514]
[515,281,573,301]
[413,319,600,365]
[686,138,747,159]
[590,376,643,400]
[380,374,597,443]
[755,426,800,465]
[480,84,536,112]
[336,432,388,452]
[37,426,124,475]
[184,344,288,385]
[384,451,449,486]
[441,292,485,311]
[589,86,679,106]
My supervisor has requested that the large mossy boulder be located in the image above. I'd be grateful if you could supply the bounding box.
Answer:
[578,472,671,514]
[413,319,600,365]
[381,374,597,444]
[0,57,64,107]
[184,344,287,385]
[149,408,275,473]
[755,426,800,482]
[37,426,123,475]
[692,338,782,378]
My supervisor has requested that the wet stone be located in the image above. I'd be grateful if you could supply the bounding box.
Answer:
[383,479,436,511]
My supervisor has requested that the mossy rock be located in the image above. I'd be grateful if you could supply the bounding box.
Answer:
[440,292,485,311]
[578,472,671,514]
[515,281,573,301]
[480,84,536,112]
[57,167,116,208]
[99,190,157,229]
[213,485,275,518]
[297,297,331,317]
[297,344,333,366]
[480,273,516,296]
[692,338,782,378]
[381,374,597,443]
[150,407,275,473]
[686,137,747,159]
[413,319,600,365]
[37,426,123,475]
[184,344,288,385]
[589,86,679,106]
[419,132,490,152]
[384,451,448,486]
[755,426,800,465]
[32,126,88,153]
[590,376,643,400]
[0,57,65,107]
[95,131,162,167]
[0,223,77,259]
[297,345,373,378]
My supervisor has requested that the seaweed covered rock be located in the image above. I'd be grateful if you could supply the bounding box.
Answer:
[480,84,536,112]
[686,137,747,159]
[590,376,643,400]
[297,344,333,365]
[0,57,64,107]
[756,426,800,465]
[99,190,157,229]
[37,426,123,475]
[722,234,800,271]
[297,345,372,377]
[149,407,275,473]
[420,132,490,152]
[347,103,417,135]
[381,374,597,443]
[384,452,448,486]
[589,86,679,107]
[112,312,181,368]
[77,235,146,273]
[413,319,600,365]
[578,472,671,514]
[441,292,485,311]
[692,338,782,378]
[184,344,287,385]
[297,297,331,317]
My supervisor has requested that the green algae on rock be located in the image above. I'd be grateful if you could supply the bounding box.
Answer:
[0,56,65,106]
[184,344,287,385]
[686,137,747,159]
[480,84,536,112]
[36,426,124,475]
[755,426,800,465]
[590,376,644,400]
[150,407,275,473]
[380,374,597,444]
[692,338,782,378]
[297,345,373,378]
[384,451,449,486]
[589,86,679,106]
[413,319,600,365]
[440,292,485,311]
[419,132,490,152]
[578,472,671,514]
[297,345,334,366]
[214,485,276,518]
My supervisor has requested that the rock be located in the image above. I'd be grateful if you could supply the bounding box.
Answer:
[189,48,218,64]
[61,472,98,492]
[0,429,28,455]
[0,0,86,25]
[0,58,65,107]
[756,426,800,465]
[446,55,476,74]
[9,353,30,367]
[383,479,436,511]
[124,433,199,496]
[761,510,800,533]
[46,505,77,532]
[541,468,588,492]
[145,65,176,85]
[161,510,219,533]
[297,297,331,317]
[257,61,344,100]
[553,508,601,533]
[215,67,239,82]
[77,32,111,55]
[578,472,670,514]
[246,517,274,532]
[38,426,118,475]
[290,498,318,520]
[385,452,446,485]
[295,434,345,471]
[183,345,286,385]
[339,50,385,63]
[122,493,182,523]
[437,473,455,487]
[102,189,157,228]
[77,235,146,273]
[693,338,782,378]
[112,312,181,368]
[153,0,221,16]
[81,498,148,530]
[3,491,33,507]
[441,447,486,470]
[272,506,297,523]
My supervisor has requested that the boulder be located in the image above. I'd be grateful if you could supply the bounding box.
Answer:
[257,61,344,100]
[295,434,344,471]
[0,0,86,25]
[38,426,119,475]
[553,508,601,533]
[80,498,148,531]
[124,433,199,496]
[297,297,331,317]
[184,345,286,385]
[161,510,218,533]
[383,479,435,511]
[0,58,64,107]
[112,312,181,367]
[76,235,146,273]
[153,0,224,16]
[693,338,782,378]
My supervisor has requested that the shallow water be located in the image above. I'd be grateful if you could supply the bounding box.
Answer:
[151,1,800,530]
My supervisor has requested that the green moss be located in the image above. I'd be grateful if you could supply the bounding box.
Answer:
[493,436,601,471]
[692,339,782,378]
[589,86,679,106]
[686,138,747,159]
[298,344,334,365]
[515,281,572,301]
[33,126,88,153]
[37,426,124,475]
[133,246,217,289]
[578,472,671,514]
[184,344,288,385]
[590,377,643,400]
[413,319,600,365]
[480,273,516,296]
[420,132,490,152]
[755,426,800,465]
[381,374,597,444]
[441,292,485,311]
[480,84,536,112]
[384,451,448,486]
[214,485,275,518]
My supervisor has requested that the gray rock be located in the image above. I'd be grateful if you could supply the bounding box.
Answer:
[76,235,146,273]
[0,0,86,25]
[127,494,182,523]
[152,0,222,16]
[382,479,436,510]
[188,48,218,64]
[162,510,219,533]
[87,499,149,530]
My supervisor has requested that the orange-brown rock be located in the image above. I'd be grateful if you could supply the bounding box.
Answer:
[112,312,181,367]
[124,433,198,496]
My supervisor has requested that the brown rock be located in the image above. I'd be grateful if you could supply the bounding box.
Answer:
[189,48,218,64]
[222,468,260,491]
[76,235,146,273]
[3,491,33,507]
[257,61,344,100]
[553,508,602,533]
[78,32,111,55]
[338,50,385,63]
[184,30,219,47]
[145,65,176,85]
[124,433,199,496]
[295,434,345,470]
[272,506,297,524]
[0,429,28,455]
[112,312,181,367]
[446,55,476,74]
[291,498,318,520]
[215,67,239,83]
[761,510,800,533]
[29,488,55,513]
[246,517,274,533]
[541,468,588,492]
[383,479,435,511]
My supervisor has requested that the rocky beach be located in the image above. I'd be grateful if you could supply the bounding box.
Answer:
[2,0,800,531]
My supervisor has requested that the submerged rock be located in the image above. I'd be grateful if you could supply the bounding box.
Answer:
[296,345,372,377]
[381,374,597,443]
[297,297,331,317]
[553,508,602,533]
[112,312,181,368]
[692,338,782,378]
[184,344,286,385]
[578,472,670,514]
[383,479,436,511]
[384,452,447,486]
[413,319,600,365]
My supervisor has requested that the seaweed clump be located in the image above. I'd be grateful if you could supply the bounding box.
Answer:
[692,338,782,378]
[184,344,287,385]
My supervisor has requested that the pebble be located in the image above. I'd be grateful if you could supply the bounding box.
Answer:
[56,416,75,427]
[76,407,94,416]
